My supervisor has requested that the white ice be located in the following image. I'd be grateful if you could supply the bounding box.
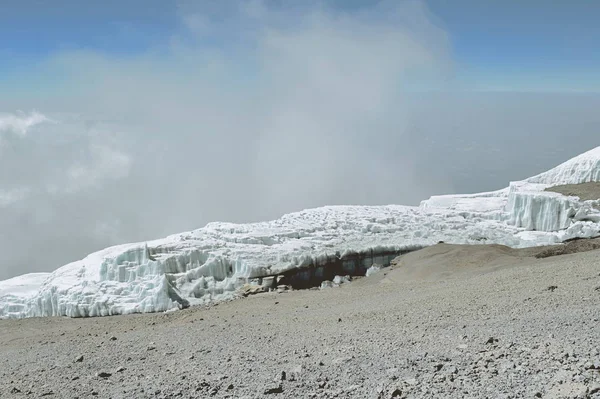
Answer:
[2,147,600,319]
[365,265,382,277]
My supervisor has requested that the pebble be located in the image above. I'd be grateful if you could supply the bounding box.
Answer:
[264,384,283,394]
[3,243,600,398]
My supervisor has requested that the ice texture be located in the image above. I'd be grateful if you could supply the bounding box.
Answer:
[2,147,600,319]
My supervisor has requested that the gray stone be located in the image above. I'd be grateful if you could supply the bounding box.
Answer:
[264,384,283,394]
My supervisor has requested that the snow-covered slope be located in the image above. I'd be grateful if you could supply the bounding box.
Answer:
[525,146,600,185]
[2,147,600,319]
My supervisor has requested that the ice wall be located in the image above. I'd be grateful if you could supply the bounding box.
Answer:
[421,147,600,233]
[503,146,600,231]
[2,146,600,319]
[0,273,50,318]
[505,188,576,231]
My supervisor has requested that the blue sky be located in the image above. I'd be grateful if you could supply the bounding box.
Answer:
[429,0,600,91]
[0,1,175,56]
[1,0,599,92]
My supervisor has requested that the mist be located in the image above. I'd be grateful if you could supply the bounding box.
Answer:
[1,1,599,280]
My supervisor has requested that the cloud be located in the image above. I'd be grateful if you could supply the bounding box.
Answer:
[0,111,50,140]
[63,144,131,193]
[0,112,132,197]
[0,187,30,207]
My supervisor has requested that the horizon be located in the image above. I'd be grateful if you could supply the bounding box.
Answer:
[1,0,600,280]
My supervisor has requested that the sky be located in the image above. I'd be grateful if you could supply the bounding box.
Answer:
[0,0,599,280]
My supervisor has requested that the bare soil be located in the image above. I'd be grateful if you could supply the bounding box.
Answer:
[545,182,600,201]
[535,237,600,259]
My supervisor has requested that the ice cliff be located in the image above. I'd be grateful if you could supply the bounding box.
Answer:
[2,147,600,319]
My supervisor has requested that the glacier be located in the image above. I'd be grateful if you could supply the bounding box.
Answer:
[1,146,600,319]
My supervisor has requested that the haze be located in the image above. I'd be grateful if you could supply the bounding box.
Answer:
[1,0,599,280]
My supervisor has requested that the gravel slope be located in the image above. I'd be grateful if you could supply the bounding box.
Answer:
[545,182,600,202]
[1,243,600,399]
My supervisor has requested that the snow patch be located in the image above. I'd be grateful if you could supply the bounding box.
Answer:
[366,265,382,277]
[333,275,351,285]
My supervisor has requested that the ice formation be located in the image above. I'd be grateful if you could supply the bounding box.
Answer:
[2,147,600,319]
[320,275,352,290]
[366,265,382,277]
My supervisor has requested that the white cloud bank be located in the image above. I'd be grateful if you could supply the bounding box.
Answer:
[0,111,49,138]
[0,0,599,280]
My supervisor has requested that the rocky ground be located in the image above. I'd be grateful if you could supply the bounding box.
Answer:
[545,182,600,202]
[1,242,600,399]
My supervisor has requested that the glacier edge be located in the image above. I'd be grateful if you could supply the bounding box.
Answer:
[2,146,600,319]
